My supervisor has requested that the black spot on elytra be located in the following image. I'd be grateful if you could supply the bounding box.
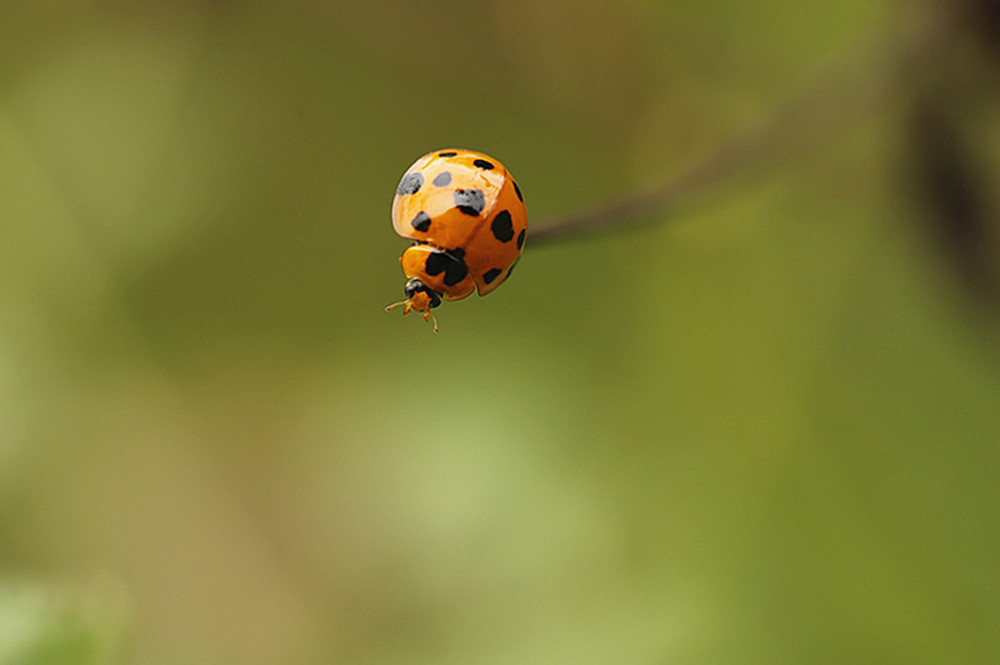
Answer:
[396,172,423,196]
[454,189,485,216]
[473,159,495,170]
[433,171,452,187]
[482,268,502,284]
[437,151,458,157]
[491,210,514,242]
[507,257,520,278]
[424,251,469,287]
[446,247,465,261]
[513,180,523,202]
[516,228,525,249]
[411,211,431,232]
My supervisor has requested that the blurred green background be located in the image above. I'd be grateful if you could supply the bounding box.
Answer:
[2,1,1000,664]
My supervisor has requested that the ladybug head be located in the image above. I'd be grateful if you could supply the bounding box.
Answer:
[385,278,441,332]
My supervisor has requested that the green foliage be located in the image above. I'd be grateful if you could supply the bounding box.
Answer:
[0,582,129,665]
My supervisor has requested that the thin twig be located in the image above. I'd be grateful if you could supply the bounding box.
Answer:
[527,9,951,247]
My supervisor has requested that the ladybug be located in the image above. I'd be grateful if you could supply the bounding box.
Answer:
[386,149,526,331]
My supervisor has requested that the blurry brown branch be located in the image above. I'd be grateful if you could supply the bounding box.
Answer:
[907,0,1000,311]
[528,8,954,247]
[910,92,1000,308]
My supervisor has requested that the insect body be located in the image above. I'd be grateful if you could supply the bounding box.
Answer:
[386,149,526,331]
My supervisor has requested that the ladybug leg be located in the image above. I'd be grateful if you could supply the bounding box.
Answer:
[422,310,440,333]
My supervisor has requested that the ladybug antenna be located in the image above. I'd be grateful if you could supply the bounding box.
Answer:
[385,299,410,314]
[385,300,439,332]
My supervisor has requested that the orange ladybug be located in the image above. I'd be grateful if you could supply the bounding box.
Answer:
[386,149,526,331]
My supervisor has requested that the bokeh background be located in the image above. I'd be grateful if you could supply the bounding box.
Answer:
[2,1,1000,663]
